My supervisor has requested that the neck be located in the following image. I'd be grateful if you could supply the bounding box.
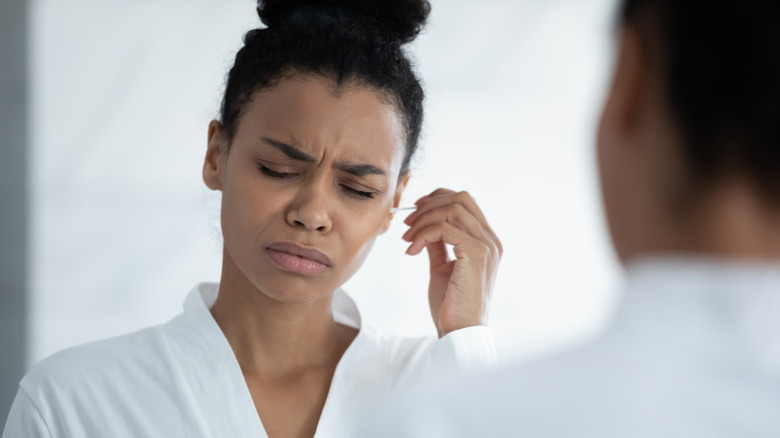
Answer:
[634,178,780,261]
[210,251,354,377]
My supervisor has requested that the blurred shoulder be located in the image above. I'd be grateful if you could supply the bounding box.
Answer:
[377,330,780,437]
[371,339,647,437]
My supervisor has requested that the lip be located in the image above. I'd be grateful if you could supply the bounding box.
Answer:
[265,242,332,276]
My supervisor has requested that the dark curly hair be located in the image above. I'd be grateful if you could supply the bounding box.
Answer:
[621,0,780,200]
[219,0,431,175]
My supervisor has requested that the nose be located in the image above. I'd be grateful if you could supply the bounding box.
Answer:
[285,180,333,233]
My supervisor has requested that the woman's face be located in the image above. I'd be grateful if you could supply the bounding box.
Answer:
[204,75,409,304]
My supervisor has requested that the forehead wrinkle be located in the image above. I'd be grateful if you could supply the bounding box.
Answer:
[283,117,402,181]
[251,75,405,179]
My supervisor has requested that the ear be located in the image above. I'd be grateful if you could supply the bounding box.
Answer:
[599,24,646,142]
[379,171,411,235]
[203,120,228,191]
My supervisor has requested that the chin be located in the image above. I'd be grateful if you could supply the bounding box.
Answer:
[251,270,339,305]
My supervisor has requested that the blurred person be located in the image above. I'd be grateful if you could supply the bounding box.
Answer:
[2,1,502,437]
[369,0,780,436]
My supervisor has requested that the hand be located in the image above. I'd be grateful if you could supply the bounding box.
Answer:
[401,189,502,338]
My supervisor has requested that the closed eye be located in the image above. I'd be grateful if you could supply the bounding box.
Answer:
[259,165,297,179]
[342,185,376,199]
[260,163,375,199]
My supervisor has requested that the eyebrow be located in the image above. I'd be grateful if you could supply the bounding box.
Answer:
[262,137,387,177]
[263,137,315,163]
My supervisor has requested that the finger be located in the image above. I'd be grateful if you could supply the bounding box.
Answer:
[406,190,501,256]
[406,190,489,231]
[407,188,455,219]
[402,202,491,247]
[412,187,456,205]
[409,188,454,209]
[413,194,430,206]
[425,240,449,268]
[406,221,486,258]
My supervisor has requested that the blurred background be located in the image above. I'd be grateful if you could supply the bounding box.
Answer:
[1,0,621,423]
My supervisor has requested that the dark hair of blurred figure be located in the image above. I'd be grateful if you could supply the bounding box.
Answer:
[219,0,430,175]
[621,1,780,200]
[597,0,780,262]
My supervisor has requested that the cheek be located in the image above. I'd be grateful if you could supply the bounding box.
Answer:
[340,235,379,281]
[596,115,620,212]
[336,211,388,272]
[596,121,634,262]
[220,171,281,247]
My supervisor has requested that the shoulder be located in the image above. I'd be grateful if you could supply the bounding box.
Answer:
[370,338,649,437]
[10,321,214,436]
[20,325,170,402]
[360,323,497,361]
[334,288,438,372]
[356,323,435,371]
[376,329,780,438]
[356,324,497,388]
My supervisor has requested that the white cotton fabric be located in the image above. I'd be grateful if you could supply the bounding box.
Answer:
[2,283,496,438]
[371,258,780,438]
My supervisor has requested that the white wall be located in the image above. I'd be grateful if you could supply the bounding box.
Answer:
[30,0,622,366]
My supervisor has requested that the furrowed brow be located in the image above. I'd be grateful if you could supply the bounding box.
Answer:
[336,162,387,177]
[262,137,316,162]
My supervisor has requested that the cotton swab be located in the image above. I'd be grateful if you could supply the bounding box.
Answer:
[390,206,416,213]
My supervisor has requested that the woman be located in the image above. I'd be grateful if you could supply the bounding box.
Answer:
[371,0,780,436]
[3,1,502,437]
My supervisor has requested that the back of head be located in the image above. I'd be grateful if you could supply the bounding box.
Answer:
[621,0,780,200]
[221,0,431,174]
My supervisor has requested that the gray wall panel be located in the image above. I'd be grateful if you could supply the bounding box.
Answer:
[0,0,29,427]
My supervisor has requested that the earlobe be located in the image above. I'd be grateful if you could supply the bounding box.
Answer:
[203,120,227,191]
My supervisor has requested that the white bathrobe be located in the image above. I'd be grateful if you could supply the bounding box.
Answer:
[3,283,496,437]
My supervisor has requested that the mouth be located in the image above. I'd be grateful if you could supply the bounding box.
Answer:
[265,242,332,276]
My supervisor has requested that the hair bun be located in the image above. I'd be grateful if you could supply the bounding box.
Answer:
[257,0,431,44]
